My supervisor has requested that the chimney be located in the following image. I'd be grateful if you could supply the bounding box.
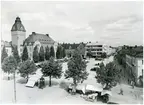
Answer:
[32,32,36,35]
[46,34,49,37]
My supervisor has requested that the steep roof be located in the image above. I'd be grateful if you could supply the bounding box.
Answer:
[11,17,26,32]
[24,32,55,45]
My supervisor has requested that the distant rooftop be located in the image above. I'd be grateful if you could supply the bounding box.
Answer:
[86,42,104,46]
[23,32,55,45]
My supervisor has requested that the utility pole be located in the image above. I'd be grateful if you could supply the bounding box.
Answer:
[13,70,16,103]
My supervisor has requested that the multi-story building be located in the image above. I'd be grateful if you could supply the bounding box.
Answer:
[85,42,106,58]
[10,17,57,60]
[23,32,58,59]
[126,54,143,80]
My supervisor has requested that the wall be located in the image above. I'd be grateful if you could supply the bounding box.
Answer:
[137,58,143,78]
[11,31,26,55]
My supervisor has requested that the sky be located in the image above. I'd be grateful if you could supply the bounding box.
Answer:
[1,1,143,46]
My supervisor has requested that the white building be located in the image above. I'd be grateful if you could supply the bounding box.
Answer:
[126,54,143,79]
[85,42,106,58]
[23,32,58,60]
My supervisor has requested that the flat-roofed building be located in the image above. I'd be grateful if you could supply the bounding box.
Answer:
[85,42,106,58]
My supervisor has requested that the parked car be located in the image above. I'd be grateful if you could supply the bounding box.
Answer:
[91,67,97,71]
[90,66,100,71]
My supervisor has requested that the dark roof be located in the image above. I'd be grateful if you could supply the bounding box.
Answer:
[24,32,55,45]
[11,17,26,32]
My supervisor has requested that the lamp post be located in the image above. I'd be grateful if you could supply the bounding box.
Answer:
[13,69,16,103]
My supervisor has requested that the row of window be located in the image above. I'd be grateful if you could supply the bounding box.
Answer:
[88,52,102,55]
[87,49,102,51]
[39,39,52,42]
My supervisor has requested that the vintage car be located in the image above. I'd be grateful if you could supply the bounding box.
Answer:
[67,83,112,103]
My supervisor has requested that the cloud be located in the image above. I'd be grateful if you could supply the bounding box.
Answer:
[1,1,143,46]
[106,15,142,31]
[20,12,48,21]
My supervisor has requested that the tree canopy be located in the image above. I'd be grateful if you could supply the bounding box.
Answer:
[18,60,37,82]
[41,57,62,86]
[2,56,17,80]
[1,46,8,63]
[65,49,88,85]
[12,45,21,64]
[39,46,45,61]
[45,46,50,60]
[96,62,121,90]
[33,46,39,63]
[50,46,55,58]
[22,46,29,62]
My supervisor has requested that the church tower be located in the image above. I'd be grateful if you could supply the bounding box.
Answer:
[11,17,26,54]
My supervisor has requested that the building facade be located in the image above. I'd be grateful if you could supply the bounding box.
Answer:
[85,42,107,58]
[1,40,12,56]
[126,54,143,80]
[10,17,57,60]
[23,32,58,60]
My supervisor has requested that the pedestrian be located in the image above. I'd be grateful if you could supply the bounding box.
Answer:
[132,81,135,89]
[118,88,123,95]
[72,85,76,95]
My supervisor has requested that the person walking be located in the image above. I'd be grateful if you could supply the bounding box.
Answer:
[131,81,135,89]
[119,88,123,95]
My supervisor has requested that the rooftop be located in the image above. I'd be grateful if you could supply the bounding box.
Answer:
[11,17,26,32]
[24,32,55,45]
[86,42,104,46]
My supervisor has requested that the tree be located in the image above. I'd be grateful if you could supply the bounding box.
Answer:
[77,43,85,59]
[50,46,55,58]
[65,49,89,87]
[18,60,37,82]
[12,46,21,64]
[56,45,64,59]
[33,46,39,63]
[45,46,50,60]
[87,50,92,58]
[39,46,45,62]
[22,46,28,61]
[2,56,17,80]
[59,46,63,59]
[1,46,8,63]
[41,57,62,87]
[67,50,72,58]
[95,62,121,90]
[101,52,107,58]
[56,45,61,59]
[62,47,66,58]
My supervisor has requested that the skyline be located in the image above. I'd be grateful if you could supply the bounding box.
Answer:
[1,1,143,47]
